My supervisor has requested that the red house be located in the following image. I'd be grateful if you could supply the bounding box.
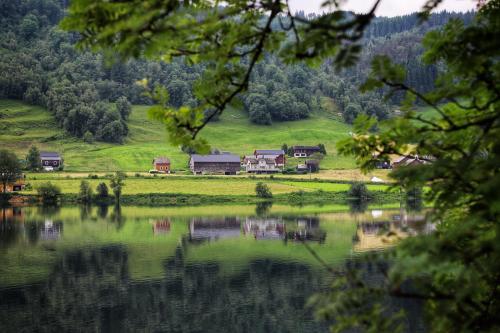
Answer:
[152,157,171,173]
[253,149,286,167]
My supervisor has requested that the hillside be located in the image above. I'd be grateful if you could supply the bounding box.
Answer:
[0,99,356,172]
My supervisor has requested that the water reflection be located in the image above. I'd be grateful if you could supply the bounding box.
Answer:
[0,205,429,332]
[153,219,171,235]
[352,209,431,252]
[189,217,241,242]
[243,217,285,240]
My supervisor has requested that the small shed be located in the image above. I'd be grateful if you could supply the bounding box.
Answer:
[152,157,171,173]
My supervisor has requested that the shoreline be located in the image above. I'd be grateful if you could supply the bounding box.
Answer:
[2,190,402,207]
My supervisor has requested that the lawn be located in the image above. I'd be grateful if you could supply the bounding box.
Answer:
[24,175,390,195]
[0,99,357,172]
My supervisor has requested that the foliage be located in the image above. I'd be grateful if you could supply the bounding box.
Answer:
[25,145,41,171]
[332,1,500,332]
[36,181,61,204]
[83,130,94,144]
[78,180,93,203]
[255,182,273,199]
[347,182,372,202]
[110,172,125,202]
[96,182,109,198]
[57,0,469,150]
[0,149,22,193]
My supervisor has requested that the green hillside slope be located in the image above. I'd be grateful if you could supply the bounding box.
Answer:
[0,99,355,171]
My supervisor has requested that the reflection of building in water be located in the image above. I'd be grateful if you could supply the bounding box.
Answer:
[40,219,62,241]
[286,217,326,243]
[1,207,24,222]
[189,217,241,242]
[153,219,171,235]
[244,217,285,240]
[353,210,429,252]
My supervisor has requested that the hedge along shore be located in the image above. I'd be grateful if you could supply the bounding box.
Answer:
[2,189,402,207]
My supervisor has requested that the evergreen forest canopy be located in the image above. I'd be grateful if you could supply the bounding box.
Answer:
[0,0,473,143]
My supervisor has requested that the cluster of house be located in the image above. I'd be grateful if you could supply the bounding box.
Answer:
[151,145,324,175]
[376,154,434,169]
[1,151,63,193]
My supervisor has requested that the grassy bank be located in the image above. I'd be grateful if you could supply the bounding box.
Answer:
[23,174,390,196]
[12,173,402,206]
[0,99,357,171]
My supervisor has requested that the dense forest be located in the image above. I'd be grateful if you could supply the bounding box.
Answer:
[0,0,474,142]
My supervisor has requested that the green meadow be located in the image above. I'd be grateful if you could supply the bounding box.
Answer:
[0,99,356,172]
[23,174,389,195]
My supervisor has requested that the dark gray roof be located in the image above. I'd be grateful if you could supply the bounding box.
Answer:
[40,151,61,158]
[190,154,241,163]
[153,157,170,164]
[292,145,320,150]
[255,149,284,155]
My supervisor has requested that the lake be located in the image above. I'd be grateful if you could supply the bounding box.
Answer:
[0,204,430,332]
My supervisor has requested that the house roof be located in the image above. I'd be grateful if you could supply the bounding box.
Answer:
[153,157,170,164]
[292,145,320,150]
[40,151,61,159]
[246,157,276,164]
[254,149,285,155]
[190,154,241,163]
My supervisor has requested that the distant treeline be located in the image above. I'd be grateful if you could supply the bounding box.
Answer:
[0,0,474,142]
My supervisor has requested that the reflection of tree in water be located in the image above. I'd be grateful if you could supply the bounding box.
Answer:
[0,245,328,333]
[79,204,91,220]
[405,187,423,212]
[255,201,272,216]
[36,204,61,217]
[97,204,109,219]
[110,204,125,229]
[348,199,368,214]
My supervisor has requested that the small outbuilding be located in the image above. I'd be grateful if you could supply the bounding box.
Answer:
[152,157,171,173]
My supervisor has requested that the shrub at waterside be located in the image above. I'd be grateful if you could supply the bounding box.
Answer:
[37,182,61,204]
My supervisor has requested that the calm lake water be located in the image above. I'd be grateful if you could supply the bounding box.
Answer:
[0,204,430,332]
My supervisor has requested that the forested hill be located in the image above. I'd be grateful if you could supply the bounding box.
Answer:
[0,0,474,143]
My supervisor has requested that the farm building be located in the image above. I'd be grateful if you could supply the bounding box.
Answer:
[254,149,286,166]
[189,153,241,175]
[292,145,321,157]
[245,156,280,174]
[0,175,25,192]
[40,151,62,170]
[305,159,320,172]
[392,155,431,169]
[152,157,171,173]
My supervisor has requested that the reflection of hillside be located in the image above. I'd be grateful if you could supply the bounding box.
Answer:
[189,217,241,243]
[0,245,329,333]
[353,210,431,252]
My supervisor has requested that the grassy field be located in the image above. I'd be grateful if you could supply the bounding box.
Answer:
[23,174,389,195]
[0,99,357,172]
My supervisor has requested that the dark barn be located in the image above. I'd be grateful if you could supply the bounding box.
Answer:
[189,154,241,175]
